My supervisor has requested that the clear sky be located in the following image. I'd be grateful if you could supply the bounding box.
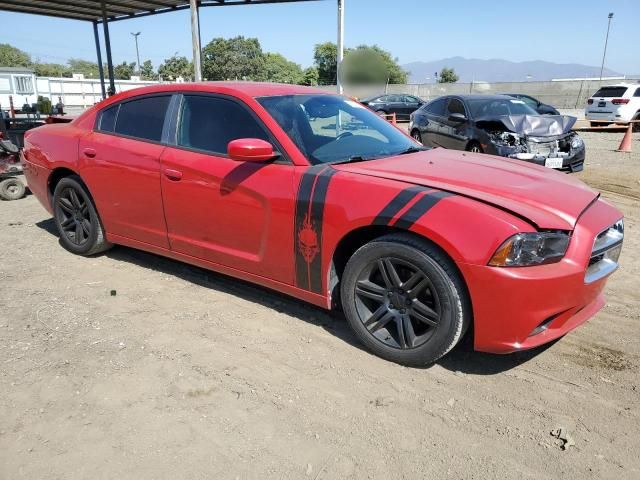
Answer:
[1,0,638,74]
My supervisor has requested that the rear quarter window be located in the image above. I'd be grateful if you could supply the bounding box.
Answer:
[97,104,119,132]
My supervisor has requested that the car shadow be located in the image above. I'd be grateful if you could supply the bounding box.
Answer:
[35,217,556,375]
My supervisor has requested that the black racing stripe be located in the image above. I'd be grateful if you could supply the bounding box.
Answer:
[294,165,337,293]
[372,186,427,226]
[392,191,455,230]
[308,168,338,293]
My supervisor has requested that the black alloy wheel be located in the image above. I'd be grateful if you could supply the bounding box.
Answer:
[53,176,112,256]
[56,186,92,247]
[341,233,470,366]
[354,257,440,349]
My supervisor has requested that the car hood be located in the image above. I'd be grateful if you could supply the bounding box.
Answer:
[334,148,598,230]
[475,114,576,136]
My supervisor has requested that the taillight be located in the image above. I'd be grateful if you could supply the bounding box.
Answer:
[612,98,630,105]
[587,99,594,105]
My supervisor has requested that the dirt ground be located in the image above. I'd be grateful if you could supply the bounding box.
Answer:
[1,131,639,479]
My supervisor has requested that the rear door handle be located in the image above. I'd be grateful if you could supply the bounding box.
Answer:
[164,168,182,181]
[83,148,96,158]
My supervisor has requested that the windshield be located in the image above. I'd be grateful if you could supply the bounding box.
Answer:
[467,98,539,118]
[257,94,421,164]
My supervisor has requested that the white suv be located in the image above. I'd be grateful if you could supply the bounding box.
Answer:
[585,83,640,130]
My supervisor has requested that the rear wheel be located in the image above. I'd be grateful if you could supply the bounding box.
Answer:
[633,114,640,132]
[0,177,26,200]
[53,176,112,256]
[341,233,470,366]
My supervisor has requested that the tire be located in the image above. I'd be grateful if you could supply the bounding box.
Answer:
[466,141,483,153]
[341,233,470,366]
[633,115,640,133]
[52,175,112,256]
[411,129,423,143]
[0,177,26,201]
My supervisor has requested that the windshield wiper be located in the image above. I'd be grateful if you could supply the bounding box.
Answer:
[396,146,428,155]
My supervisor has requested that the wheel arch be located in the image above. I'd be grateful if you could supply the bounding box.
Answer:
[328,224,471,310]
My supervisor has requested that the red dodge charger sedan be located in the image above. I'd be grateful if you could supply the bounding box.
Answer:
[22,83,623,365]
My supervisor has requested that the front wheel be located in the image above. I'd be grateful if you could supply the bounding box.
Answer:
[411,129,423,144]
[341,233,470,366]
[53,176,112,256]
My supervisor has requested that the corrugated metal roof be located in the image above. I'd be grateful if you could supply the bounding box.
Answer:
[0,0,321,23]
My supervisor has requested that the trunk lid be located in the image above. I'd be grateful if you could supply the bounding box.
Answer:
[334,149,597,230]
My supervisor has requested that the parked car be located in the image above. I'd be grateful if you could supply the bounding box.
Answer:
[585,83,640,130]
[410,94,585,172]
[502,93,560,115]
[23,83,623,366]
[359,93,424,119]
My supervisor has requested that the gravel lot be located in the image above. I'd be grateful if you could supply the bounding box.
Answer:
[1,131,639,479]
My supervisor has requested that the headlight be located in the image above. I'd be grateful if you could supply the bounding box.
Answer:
[489,232,570,267]
[570,135,584,149]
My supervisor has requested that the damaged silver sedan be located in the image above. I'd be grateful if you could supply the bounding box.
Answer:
[410,95,585,172]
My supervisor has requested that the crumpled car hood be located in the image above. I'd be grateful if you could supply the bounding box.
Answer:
[335,148,597,230]
[475,114,576,136]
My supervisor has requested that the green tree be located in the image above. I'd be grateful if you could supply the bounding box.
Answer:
[67,58,100,78]
[114,62,136,80]
[158,54,193,81]
[34,62,71,78]
[260,52,302,84]
[342,45,407,85]
[300,66,319,86]
[313,42,342,85]
[0,44,32,68]
[438,67,459,83]
[202,36,265,81]
[140,60,156,80]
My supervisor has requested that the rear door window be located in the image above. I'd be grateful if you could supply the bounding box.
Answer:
[593,87,628,98]
[114,95,171,142]
[177,95,270,155]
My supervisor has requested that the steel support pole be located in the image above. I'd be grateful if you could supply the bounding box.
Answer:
[336,0,344,94]
[190,0,202,82]
[93,21,106,99]
[101,2,116,95]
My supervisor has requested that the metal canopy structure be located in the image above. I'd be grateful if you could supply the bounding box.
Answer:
[0,0,345,98]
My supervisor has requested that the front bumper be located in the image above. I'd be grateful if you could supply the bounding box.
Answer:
[460,198,622,353]
[492,143,585,173]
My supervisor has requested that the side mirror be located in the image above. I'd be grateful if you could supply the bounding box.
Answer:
[227,138,277,162]
[448,113,467,122]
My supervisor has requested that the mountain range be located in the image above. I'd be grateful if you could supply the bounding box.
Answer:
[402,56,623,83]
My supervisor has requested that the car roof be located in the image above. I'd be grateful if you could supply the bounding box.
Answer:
[106,81,331,101]
[432,94,516,101]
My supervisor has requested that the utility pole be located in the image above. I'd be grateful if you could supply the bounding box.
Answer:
[337,0,345,94]
[599,12,614,83]
[131,32,141,75]
[190,0,202,82]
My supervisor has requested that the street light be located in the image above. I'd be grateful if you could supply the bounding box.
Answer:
[599,13,613,83]
[131,31,141,75]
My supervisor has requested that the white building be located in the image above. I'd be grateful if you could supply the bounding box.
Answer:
[0,67,38,111]
[1,67,162,113]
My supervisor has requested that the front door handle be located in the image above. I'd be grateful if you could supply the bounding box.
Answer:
[83,148,96,158]
[164,168,183,181]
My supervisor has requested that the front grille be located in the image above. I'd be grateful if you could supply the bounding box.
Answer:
[585,220,624,283]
